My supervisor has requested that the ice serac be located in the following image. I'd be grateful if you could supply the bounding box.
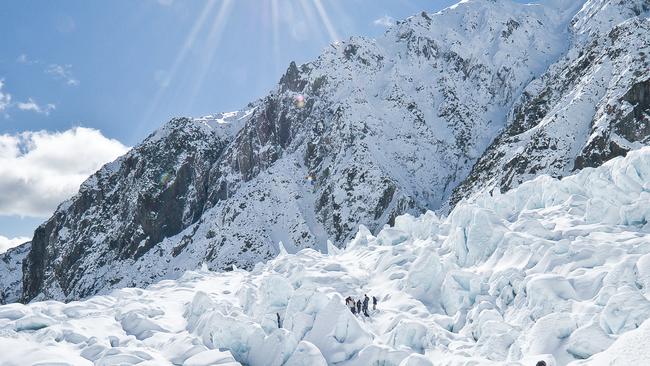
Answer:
[13,0,582,303]
[449,0,650,207]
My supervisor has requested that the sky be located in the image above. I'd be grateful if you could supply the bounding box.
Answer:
[0,0,539,248]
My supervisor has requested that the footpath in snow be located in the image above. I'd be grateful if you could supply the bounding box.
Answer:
[3,147,650,365]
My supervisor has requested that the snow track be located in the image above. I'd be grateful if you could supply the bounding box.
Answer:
[3,147,650,365]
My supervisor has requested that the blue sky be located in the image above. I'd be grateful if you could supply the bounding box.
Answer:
[1,0,539,244]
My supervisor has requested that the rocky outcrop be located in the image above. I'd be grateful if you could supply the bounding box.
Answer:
[22,116,240,301]
[0,243,30,304]
[448,4,650,207]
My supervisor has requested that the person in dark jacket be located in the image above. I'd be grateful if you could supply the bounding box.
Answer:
[372,295,378,310]
[535,362,546,366]
[345,296,354,313]
[362,295,370,317]
[356,299,362,314]
[276,313,282,328]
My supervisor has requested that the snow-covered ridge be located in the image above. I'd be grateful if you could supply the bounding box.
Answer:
[3,146,650,365]
[448,1,650,208]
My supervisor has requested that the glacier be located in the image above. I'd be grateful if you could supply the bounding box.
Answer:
[3,146,650,365]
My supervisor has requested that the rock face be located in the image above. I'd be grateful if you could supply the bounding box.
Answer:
[0,243,30,304]
[448,0,650,207]
[1,0,648,303]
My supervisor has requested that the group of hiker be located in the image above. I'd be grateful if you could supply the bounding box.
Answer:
[274,294,377,329]
[345,294,377,317]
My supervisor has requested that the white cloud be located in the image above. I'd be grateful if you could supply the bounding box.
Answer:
[16,98,56,115]
[16,53,39,65]
[16,54,28,64]
[373,15,395,28]
[45,64,79,86]
[0,235,29,254]
[0,79,12,113]
[154,69,171,88]
[0,79,56,117]
[54,15,76,33]
[0,127,130,218]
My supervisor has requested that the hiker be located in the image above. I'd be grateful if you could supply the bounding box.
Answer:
[372,295,378,310]
[306,174,315,186]
[276,313,282,328]
[356,299,362,314]
[345,296,354,313]
[362,294,370,317]
[535,362,546,366]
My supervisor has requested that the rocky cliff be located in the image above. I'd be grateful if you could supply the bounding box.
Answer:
[449,0,650,207]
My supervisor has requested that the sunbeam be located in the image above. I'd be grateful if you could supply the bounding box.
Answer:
[297,0,329,45]
[186,0,234,107]
[313,0,341,42]
[271,0,281,71]
[137,0,218,139]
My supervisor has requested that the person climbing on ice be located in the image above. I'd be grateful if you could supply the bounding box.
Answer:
[345,296,354,313]
[356,299,362,314]
[306,174,315,186]
[372,295,378,310]
[276,313,282,328]
[362,294,370,317]
[535,361,546,366]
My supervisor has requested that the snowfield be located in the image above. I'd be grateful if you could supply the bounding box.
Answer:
[3,146,650,365]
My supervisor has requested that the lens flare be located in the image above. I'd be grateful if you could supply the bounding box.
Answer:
[160,172,173,186]
[294,94,306,108]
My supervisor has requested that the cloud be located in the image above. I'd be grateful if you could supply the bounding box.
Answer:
[0,79,11,114]
[0,127,130,218]
[16,98,56,115]
[16,54,39,65]
[373,15,395,28]
[0,235,29,254]
[16,54,28,64]
[54,15,76,33]
[45,64,79,86]
[0,79,56,117]
[154,69,171,88]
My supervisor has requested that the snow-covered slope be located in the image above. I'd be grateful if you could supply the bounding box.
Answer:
[449,0,650,207]
[3,146,650,365]
[7,0,590,303]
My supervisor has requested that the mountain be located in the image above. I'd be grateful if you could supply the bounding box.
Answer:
[3,146,650,365]
[448,0,650,207]
[1,0,648,303]
[0,243,30,304]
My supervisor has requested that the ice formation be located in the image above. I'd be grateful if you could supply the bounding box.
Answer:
[2,146,650,365]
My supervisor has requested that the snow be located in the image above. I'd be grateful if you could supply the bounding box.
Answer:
[3,146,650,365]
